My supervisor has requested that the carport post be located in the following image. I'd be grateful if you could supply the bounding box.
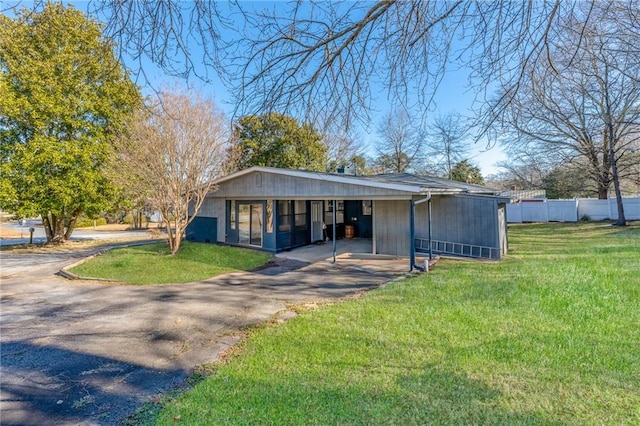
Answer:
[410,200,416,271]
[332,199,337,263]
[428,197,433,260]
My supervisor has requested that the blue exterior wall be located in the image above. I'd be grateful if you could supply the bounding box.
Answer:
[225,199,277,252]
[185,217,218,243]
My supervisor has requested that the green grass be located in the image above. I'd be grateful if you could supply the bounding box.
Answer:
[70,242,272,285]
[156,223,640,425]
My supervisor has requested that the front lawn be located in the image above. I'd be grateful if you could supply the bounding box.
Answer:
[70,242,272,285]
[158,223,640,424]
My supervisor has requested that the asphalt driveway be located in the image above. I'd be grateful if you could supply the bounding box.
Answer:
[0,243,409,425]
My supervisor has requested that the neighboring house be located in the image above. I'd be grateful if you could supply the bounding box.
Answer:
[188,167,509,264]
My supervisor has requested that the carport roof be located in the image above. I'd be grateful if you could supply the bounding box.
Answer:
[215,166,500,195]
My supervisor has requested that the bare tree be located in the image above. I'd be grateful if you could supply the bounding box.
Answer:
[86,1,230,84]
[13,2,640,157]
[33,1,617,129]
[494,154,551,192]
[494,2,640,224]
[373,110,423,173]
[426,113,470,179]
[323,131,365,172]
[114,90,228,254]
[310,109,366,172]
[228,1,575,128]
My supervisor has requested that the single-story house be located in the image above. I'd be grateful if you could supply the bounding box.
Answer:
[187,166,509,267]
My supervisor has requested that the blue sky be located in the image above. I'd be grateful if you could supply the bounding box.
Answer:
[428,69,507,176]
[125,0,507,176]
[4,1,507,175]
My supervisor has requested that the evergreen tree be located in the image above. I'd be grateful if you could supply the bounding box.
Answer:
[227,113,327,172]
[0,4,141,242]
[450,160,485,185]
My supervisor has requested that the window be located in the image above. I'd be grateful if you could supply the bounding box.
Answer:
[295,200,307,230]
[229,200,236,229]
[250,204,262,245]
[324,200,333,225]
[362,200,372,215]
[238,204,250,244]
[336,200,344,223]
[278,200,292,232]
[266,200,274,233]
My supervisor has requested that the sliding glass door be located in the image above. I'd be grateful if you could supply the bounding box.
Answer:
[238,203,263,246]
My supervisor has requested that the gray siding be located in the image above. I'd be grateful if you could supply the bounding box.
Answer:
[357,195,503,258]
[374,200,411,256]
[211,171,413,200]
[193,169,508,260]
[416,195,499,249]
[198,198,226,243]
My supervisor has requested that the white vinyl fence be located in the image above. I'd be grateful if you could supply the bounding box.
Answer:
[507,197,640,223]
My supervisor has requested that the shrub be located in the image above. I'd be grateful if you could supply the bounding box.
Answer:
[75,217,107,228]
[580,214,591,222]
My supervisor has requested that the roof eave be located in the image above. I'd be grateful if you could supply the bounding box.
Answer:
[213,166,423,194]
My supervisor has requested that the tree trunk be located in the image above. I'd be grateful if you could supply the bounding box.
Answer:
[608,130,626,226]
[585,145,610,199]
[161,209,182,255]
[603,67,626,226]
[42,213,54,242]
[172,222,183,255]
[64,210,79,240]
[597,182,609,200]
[165,217,175,253]
[132,209,143,229]
[46,213,66,243]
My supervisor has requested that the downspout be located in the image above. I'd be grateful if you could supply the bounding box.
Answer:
[410,193,432,271]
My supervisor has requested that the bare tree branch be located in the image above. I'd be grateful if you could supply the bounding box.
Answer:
[373,109,424,173]
[8,0,639,138]
[494,1,640,207]
[113,90,228,254]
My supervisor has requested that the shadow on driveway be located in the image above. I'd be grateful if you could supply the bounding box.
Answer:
[1,341,185,426]
[0,249,410,425]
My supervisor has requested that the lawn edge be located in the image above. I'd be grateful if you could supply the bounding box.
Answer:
[59,240,163,282]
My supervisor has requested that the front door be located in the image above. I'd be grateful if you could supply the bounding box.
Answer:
[310,201,324,242]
